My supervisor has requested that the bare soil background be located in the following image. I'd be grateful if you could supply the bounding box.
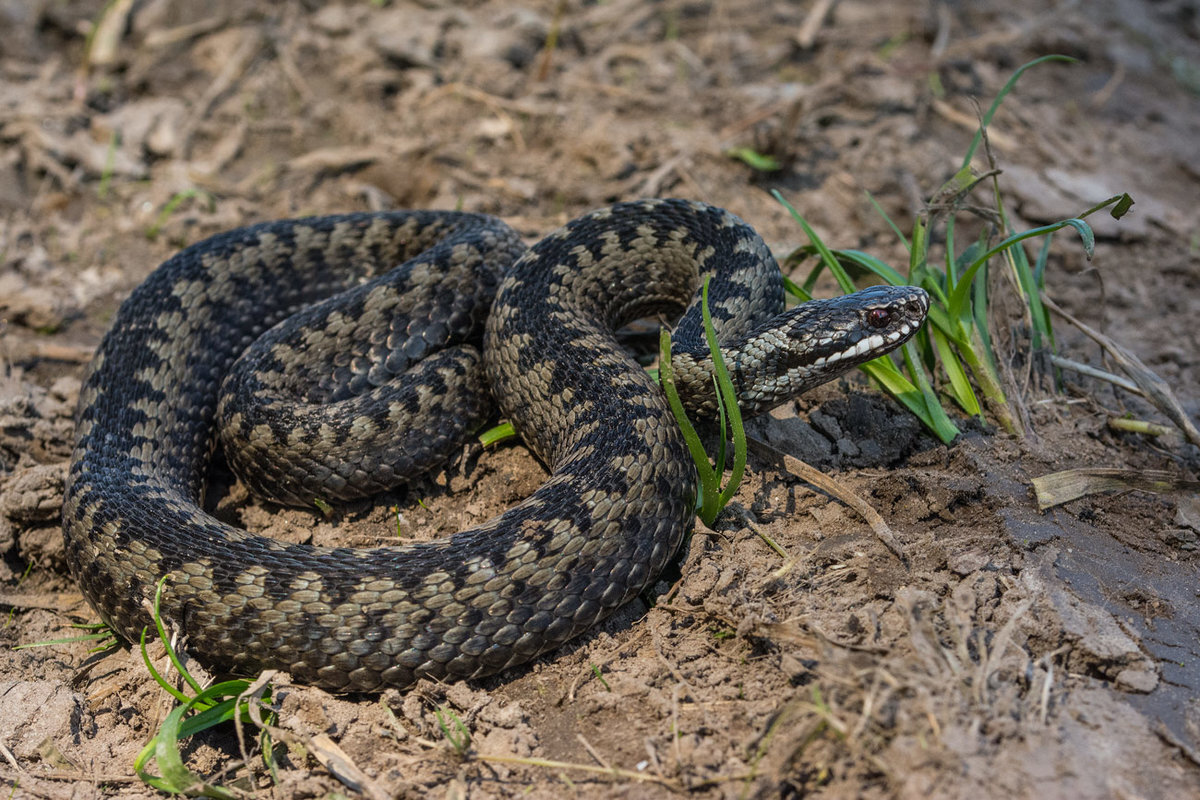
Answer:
[2,0,1199,797]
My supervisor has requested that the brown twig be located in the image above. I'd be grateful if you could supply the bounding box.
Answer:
[795,0,836,49]
[747,437,908,563]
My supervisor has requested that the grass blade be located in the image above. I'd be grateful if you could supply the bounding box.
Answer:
[930,328,982,417]
[701,280,746,510]
[859,356,958,444]
[900,342,960,442]
[136,695,239,799]
[946,218,1096,322]
[832,249,909,286]
[960,54,1079,168]
[659,279,749,524]
[864,190,910,251]
[772,190,855,293]
[479,422,516,446]
[150,577,204,696]
[659,327,714,512]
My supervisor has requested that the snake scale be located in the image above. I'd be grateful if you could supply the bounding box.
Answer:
[62,199,928,692]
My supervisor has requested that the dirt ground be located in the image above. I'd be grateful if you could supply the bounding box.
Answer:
[2,0,1199,797]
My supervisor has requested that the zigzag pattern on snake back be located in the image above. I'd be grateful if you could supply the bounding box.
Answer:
[62,198,929,692]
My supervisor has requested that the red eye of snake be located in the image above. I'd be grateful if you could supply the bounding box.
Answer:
[866,308,892,328]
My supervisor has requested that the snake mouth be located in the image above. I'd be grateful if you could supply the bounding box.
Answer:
[809,322,918,368]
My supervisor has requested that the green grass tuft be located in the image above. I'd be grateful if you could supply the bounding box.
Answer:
[134,577,278,798]
[659,278,747,526]
[772,54,1132,443]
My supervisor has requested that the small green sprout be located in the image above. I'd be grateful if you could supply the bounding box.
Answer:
[435,705,471,755]
[134,577,278,797]
[659,277,747,526]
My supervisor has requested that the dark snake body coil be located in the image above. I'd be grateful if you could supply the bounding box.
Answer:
[63,199,928,691]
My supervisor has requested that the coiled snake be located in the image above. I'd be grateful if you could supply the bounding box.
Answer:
[62,199,928,692]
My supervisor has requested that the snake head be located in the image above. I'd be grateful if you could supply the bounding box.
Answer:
[783,284,929,369]
[733,284,930,414]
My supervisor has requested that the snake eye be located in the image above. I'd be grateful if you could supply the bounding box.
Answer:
[866,308,892,329]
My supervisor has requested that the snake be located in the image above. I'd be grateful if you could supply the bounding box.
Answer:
[62,198,929,692]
